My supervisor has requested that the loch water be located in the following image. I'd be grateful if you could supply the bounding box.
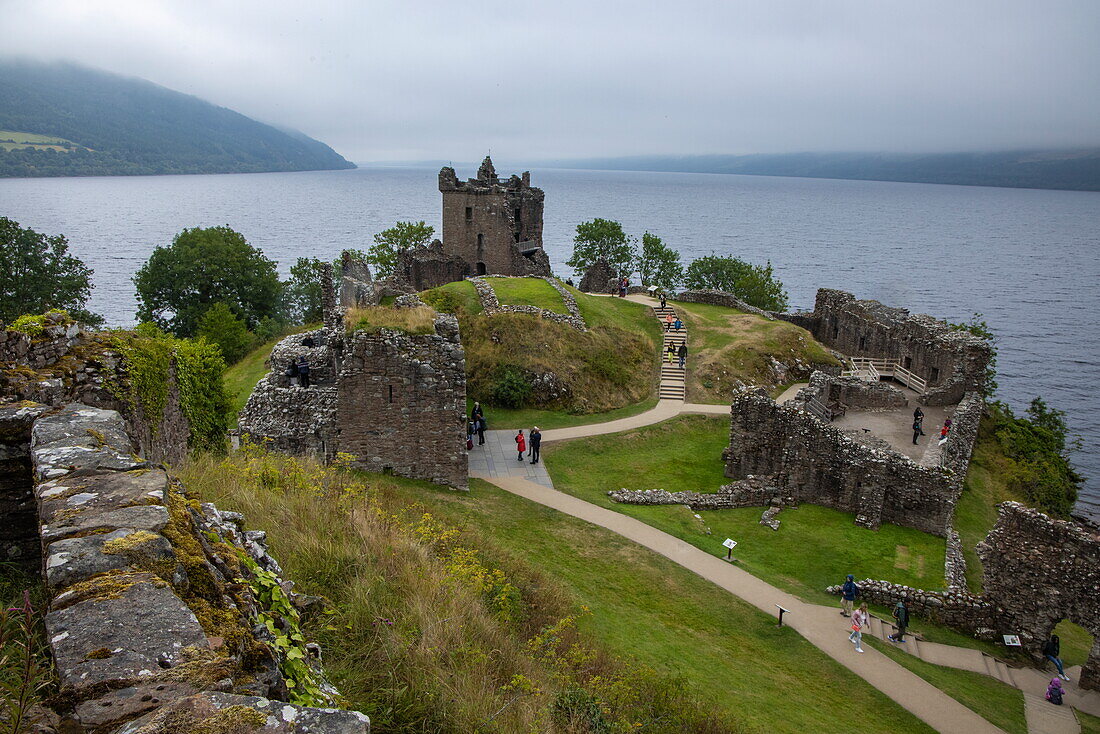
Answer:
[1,166,1098,519]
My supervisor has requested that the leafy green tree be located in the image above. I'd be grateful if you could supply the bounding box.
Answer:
[683,255,789,311]
[635,232,683,290]
[989,400,1081,517]
[567,219,636,277]
[195,302,254,364]
[286,257,328,325]
[0,217,102,325]
[133,226,284,337]
[368,221,434,278]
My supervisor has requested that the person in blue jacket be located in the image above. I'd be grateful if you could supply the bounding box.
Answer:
[840,574,858,617]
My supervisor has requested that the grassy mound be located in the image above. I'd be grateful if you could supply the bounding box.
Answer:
[182,446,933,733]
[542,415,946,605]
[488,277,568,314]
[423,280,661,417]
[673,300,837,403]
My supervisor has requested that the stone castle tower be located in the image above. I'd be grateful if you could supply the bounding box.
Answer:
[438,155,552,277]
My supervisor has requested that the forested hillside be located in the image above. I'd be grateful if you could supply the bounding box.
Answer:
[0,60,355,177]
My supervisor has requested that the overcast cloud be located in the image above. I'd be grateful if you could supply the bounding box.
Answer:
[2,0,1098,162]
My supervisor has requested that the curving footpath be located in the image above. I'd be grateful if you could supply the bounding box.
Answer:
[470,292,1100,733]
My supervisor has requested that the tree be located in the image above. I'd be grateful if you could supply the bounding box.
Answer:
[635,232,683,290]
[567,219,636,277]
[195,302,254,364]
[683,255,789,311]
[133,226,284,337]
[368,221,433,278]
[0,217,101,325]
[286,257,328,325]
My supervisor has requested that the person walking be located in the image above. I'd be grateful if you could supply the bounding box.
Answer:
[515,430,526,462]
[472,402,486,445]
[677,342,687,369]
[839,574,858,617]
[912,414,923,445]
[888,600,910,643]
[664,313,674,332]
[297,356,310,389]
[1043,635,1070,681]
[666,343,675,363]
[673,318,683,331]
[659,292,667,309]
[849,603,869,653]
[529,426,542,464]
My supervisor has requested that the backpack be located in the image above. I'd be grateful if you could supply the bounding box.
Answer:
[1047,686,1063,705]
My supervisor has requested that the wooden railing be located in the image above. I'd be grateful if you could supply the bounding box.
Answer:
[842,357,928,394]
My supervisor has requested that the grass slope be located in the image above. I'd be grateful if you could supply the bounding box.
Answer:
[864,637,1027,734]
[488,277,568,314]
[423,280,662,417]
[673,300,837,404]
[542,415,947,605]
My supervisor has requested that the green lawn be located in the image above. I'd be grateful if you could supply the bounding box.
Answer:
[393,477,935,733]
[420,279,483,315]
[864,637,1027,734]
[467,395,659,430]
[563,285,661,336]
[542,415,947,606]
[1080,710,1100,734]
[488,277,567,314]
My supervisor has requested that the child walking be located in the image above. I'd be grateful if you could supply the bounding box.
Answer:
[849,603,869,653]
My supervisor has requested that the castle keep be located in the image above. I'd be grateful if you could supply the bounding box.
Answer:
[438,156,552,278]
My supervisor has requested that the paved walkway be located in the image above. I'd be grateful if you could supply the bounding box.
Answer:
[467,429,553,488]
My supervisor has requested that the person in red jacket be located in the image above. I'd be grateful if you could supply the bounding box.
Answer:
[515,430,526,462]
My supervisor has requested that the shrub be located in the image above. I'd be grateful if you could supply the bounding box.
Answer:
[491,366,533,408]
[988,400,1081,517]
[196,303,255,365]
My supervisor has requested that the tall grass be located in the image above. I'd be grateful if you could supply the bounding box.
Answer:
[180,446,739,733]
[0,567,54,734]
[346,306,437,335]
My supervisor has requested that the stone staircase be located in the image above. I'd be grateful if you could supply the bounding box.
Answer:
[654,304,686,401]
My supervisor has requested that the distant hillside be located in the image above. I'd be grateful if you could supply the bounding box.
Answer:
[0,60,355,177]
[546,150,1100,192]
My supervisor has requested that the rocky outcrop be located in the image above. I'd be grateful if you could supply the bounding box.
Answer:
[25,404,369,731]
[579,258,617,294]
[339,251,377,309]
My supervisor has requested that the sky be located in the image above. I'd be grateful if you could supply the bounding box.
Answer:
[2,0,1099,163]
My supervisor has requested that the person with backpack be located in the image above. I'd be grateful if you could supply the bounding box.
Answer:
[839,574,858,617]
[888,600,910,643]
[515,429,526,462]
[1043,635,1070,681]
[529,427,542,464]
[848,603,869,653]
[1046,677,1065,705]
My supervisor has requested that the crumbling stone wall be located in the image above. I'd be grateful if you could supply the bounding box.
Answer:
[391,239,472,292]
[470,276,587,332]
[0,402,51,571]
[438,156,552,278]
[824,578,995,634]
[240,313,468,490]
[27,403,370,731]
[0,319,190,466]
[978,502,1100,689]
[340,251,378,309]
[722,388,964,535]
[779,289,993,405]
[675,289,776,321]
[792,371,909,412]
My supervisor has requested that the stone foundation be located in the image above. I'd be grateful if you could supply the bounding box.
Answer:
[470,275,587,332]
